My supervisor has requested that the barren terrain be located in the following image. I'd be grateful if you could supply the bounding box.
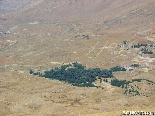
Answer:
[0,0,155,116]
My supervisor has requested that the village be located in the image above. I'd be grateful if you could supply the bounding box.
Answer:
[117,39,155,72]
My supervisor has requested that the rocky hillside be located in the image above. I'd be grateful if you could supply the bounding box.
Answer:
[1,0,155,36]
[0,1,155,116]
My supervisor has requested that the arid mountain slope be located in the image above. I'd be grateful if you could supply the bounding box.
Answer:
[0,0,155,116]
[1,0,155,36]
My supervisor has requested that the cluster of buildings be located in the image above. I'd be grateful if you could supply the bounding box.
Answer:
[118,40,155,72]
[121,62,155,72]
[118,40,130,48]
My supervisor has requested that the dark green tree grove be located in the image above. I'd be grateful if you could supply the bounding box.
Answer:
[30,62,113,87]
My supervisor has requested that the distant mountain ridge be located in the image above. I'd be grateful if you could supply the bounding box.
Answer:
[1,0,155,36]
[36,0,155,36]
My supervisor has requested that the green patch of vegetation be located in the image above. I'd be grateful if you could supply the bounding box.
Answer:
[132,79,155,84]
[132,43,149,48]
[141,48,153,54]
[145,79,155,84]
[111,79,126,87]
[132,79,142,82]
[131,64,139,67]
[110,66,126,72]
[132,44,141,48]
[112,78,154,88]
[30,62,155,90]
[112,78,154,97]
[30,62,113,87]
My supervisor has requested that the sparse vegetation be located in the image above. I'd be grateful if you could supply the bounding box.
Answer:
[111,78,154,96]
[132,43,141,48]
[132,43,149,48]
[132,79,142,82]
[141,48,153,54]
[131,64,139,67]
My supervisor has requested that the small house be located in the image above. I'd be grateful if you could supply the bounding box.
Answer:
[138,62,147,67]
[122,65,133,71]
[123,41,127,44]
